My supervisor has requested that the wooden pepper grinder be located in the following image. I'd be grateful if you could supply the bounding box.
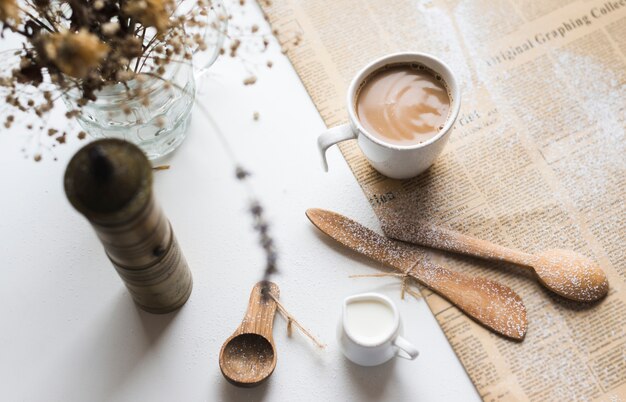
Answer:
[64,139,192,313]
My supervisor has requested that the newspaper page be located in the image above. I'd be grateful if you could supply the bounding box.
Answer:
[259,0,626,400]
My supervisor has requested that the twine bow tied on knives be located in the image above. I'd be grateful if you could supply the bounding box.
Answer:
[349,261,422,301]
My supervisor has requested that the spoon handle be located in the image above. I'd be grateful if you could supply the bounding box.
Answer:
[237,282,280,340]
[383,221,536,267]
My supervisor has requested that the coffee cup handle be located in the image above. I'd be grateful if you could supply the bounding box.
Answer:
[393,336,419,360]
[318,123,356,171]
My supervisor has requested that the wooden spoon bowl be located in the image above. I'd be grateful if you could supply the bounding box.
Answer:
[534,249,609,302]
[219,282,279,387]
[220,334,276,386]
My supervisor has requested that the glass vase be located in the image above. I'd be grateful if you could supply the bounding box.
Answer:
[64,62,196,160]
[62,0,226,160]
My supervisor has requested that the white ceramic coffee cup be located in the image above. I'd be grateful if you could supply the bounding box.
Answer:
[338,293,419,366]
[318,52,461,179]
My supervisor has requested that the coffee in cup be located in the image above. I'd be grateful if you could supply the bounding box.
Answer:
[318,52,460,180]
[355,63,451,146]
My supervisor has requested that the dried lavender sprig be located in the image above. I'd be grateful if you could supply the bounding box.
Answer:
[190,96,279,285]
[234,165,278,285]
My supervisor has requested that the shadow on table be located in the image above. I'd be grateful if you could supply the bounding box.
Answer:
[136,302,179,343]
[219,378,271,402]
[344,357,397,401]
[50,291,180,400]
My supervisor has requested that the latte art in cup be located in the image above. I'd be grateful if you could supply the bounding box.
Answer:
[356,63,451,146]
[318,52,461,179]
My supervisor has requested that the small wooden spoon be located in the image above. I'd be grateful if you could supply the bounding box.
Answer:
[219,281,279,387]
[382,221,609,302]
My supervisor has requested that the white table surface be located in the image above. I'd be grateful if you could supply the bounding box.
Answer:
[0,2,480,401]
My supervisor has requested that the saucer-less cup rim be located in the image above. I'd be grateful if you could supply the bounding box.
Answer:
[318,52,461,175]
[342,293,400,347]
[347,52,460,151]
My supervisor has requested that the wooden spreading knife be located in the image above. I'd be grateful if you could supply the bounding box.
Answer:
[306,208,527,341]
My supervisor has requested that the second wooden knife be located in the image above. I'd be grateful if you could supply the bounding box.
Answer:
[306,208,527,341]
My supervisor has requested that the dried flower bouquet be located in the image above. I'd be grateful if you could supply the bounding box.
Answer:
[0,0,226,158]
